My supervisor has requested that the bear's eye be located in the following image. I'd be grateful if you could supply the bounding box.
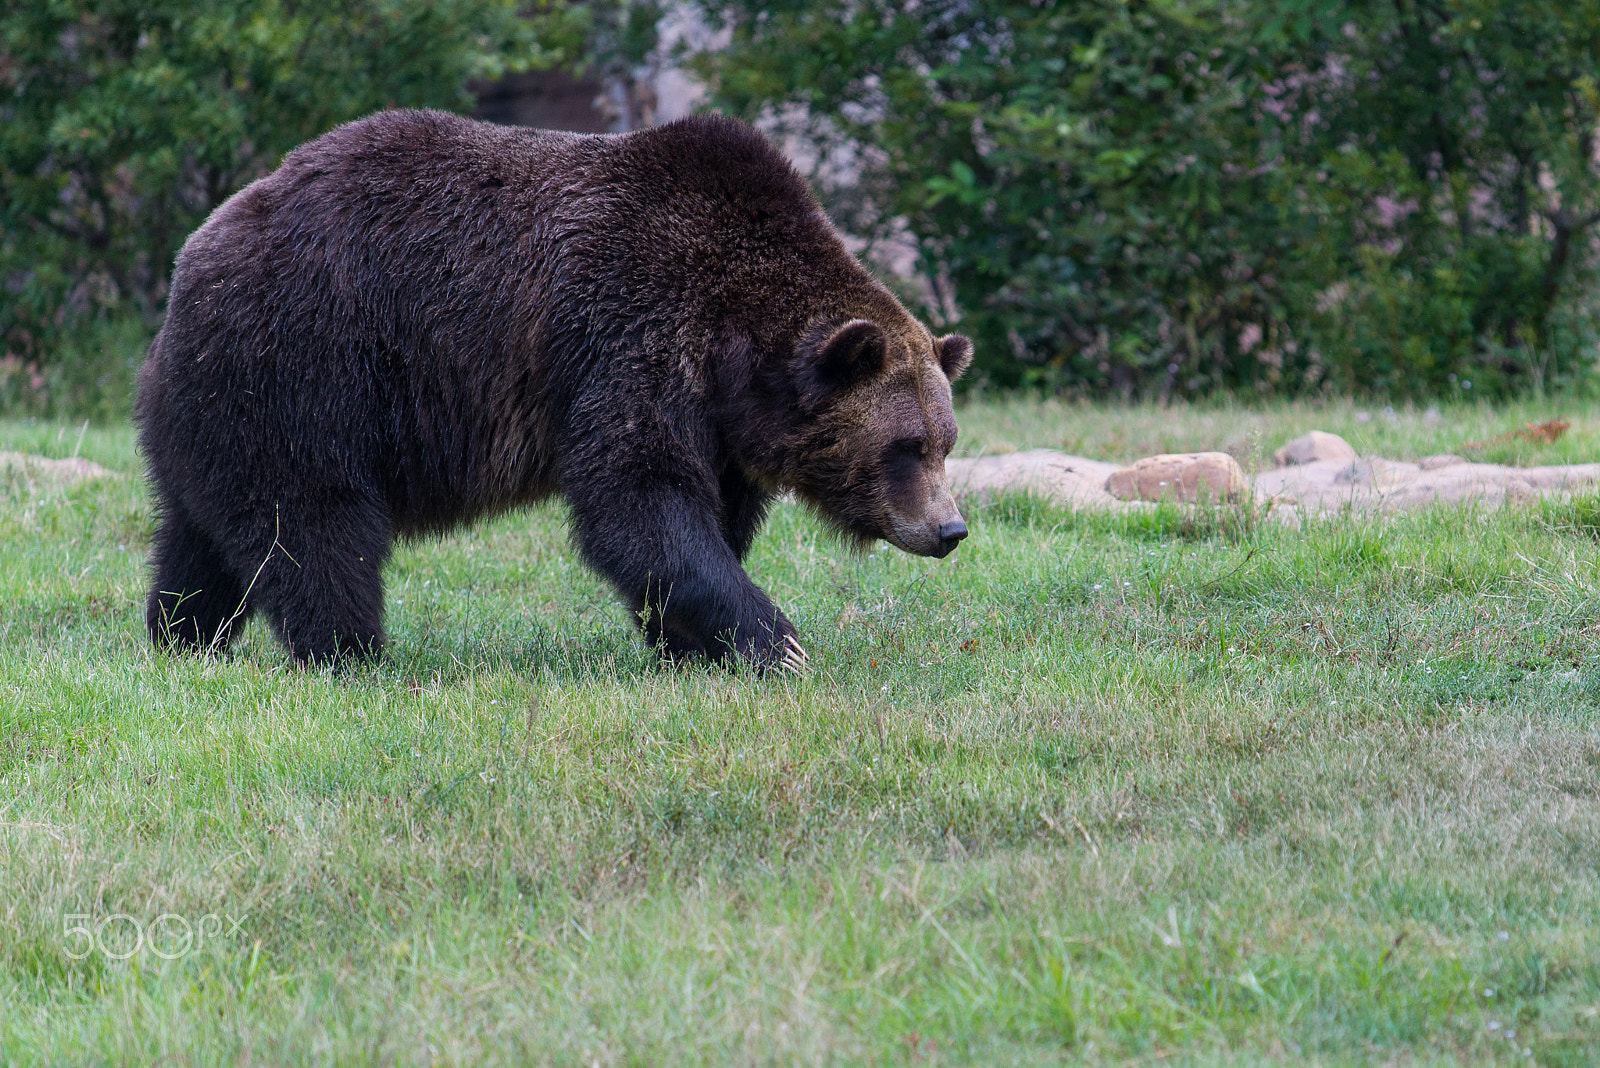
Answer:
[891,438,926,461]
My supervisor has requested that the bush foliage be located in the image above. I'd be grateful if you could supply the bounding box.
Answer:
[697,0,1600,397]
[0,0,559,410]
[5,0,1600,406]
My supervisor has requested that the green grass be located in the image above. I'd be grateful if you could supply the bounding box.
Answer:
[2,397,1599,1065]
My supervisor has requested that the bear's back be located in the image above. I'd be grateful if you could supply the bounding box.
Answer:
[168,110,842,361]
[141,109,882,531]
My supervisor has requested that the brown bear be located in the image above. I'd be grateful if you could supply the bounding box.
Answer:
[136,109,972,671]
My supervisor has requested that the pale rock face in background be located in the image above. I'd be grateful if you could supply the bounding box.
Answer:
[473,6,715,134]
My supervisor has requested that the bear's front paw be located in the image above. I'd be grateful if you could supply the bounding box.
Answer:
[746,621,809,676]
[647,624,696,660]
[775,633,810,676]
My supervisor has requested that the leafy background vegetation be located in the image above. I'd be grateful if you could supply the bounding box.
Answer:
[0,0,557,413]
[6,0,1600,412]
[699,0,1600,395]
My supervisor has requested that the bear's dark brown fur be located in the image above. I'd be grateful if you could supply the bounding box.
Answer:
[137,109,972,669]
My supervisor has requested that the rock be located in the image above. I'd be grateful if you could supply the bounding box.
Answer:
[1273,431,1357,467]
[1417,454,1465,471]
[1505,479,1537,505]
[947,450,1129,510]
[1332,459,1368,485]
[0,452,113,487]
[1329,457,1408,492]
[1104,452,1249,503]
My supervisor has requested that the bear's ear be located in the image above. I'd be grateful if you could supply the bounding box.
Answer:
[815,319,888,389]
[937,334,973,381]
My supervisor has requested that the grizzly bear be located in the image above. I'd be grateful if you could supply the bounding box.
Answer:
[137,109,972,671]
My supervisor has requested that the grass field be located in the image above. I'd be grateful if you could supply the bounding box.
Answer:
[2,397,1598,1065]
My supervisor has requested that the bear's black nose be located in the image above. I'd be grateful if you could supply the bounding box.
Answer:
[938,520,968,545]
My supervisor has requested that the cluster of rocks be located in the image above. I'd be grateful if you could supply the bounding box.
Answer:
[947,431,1600,519]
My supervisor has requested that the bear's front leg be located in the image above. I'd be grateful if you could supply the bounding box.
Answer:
[635,589,809,673]
[566,478,807,672]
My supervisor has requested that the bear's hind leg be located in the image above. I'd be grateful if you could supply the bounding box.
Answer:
[148,510,252,654]
[245,499,390,667]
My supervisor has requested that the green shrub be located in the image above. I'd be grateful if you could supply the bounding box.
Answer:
[0,315,151,423]
[696,0,1600,398]
[1,0,565,416]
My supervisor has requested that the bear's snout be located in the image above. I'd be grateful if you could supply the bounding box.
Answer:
[887,492,968,558]
[925,516,967,559]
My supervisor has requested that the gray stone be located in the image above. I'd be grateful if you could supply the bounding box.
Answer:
[1,452,113,488]
[946,450,1129,510]
[1273,430,1357,467]
[1104,452,1249,503]
[1505,479,1537,505]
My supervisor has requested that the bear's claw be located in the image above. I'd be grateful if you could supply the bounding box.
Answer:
[776,633,811,677]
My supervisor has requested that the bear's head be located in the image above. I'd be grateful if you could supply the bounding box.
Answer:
[783,317,974,559]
